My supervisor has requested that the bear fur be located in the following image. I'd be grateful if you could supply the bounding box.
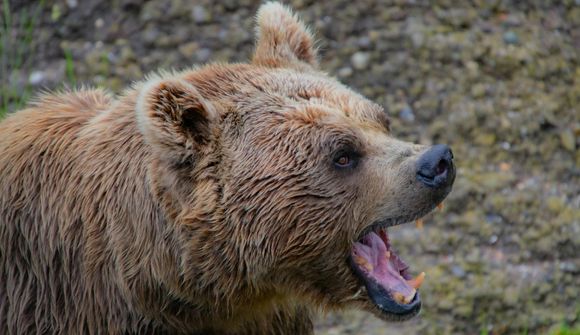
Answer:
[0,3,451,334]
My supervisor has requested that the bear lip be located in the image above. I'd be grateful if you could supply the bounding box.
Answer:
[350,226,424,317]
[355,207,436,241]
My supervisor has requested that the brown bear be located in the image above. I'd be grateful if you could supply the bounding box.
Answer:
[0,2,455,334]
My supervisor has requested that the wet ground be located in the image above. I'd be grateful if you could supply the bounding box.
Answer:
[1,0,579,334]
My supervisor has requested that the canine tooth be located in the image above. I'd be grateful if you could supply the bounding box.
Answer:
[415,218,424,230]
[392,292,406,304]
[393,290,415,305]
[405,290,416,304]
[385,251,391,259]
[406,272,426,289]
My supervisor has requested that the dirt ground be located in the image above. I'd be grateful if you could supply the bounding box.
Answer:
[1,0,579,334]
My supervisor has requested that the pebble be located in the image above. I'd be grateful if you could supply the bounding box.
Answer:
[142,26,160,46]
[503,31,519,45]
[351,52,370,70]
[500,142,511,150]
[337,67,353,78]
[471,83,487,98]
[356,36,372,49]
[29,71,45,85]
[95,18,104,29]
[178,42,199,59]
[560,130,576,152]
[559,262,578,273]
[192,5,211,24]
[451,265,466,278]
[399,105,415,123]
[196,48,212,63]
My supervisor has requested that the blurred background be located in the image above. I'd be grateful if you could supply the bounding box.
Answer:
[1,0,579,334]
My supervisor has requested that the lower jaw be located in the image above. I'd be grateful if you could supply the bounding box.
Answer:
[349,261,423,320]
[365,279,422,319]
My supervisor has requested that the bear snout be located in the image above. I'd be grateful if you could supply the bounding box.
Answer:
[415,144,455,189]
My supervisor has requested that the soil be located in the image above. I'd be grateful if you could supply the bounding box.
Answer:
[1,0,579,334]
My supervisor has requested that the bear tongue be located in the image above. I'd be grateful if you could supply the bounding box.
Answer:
[352,231,425,305]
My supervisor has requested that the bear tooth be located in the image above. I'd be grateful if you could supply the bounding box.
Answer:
[393,290,416,304]
[405,290,416,304]
[392,292,405,304]
[406,272,426,289]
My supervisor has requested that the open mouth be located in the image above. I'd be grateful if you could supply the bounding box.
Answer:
[350,224,425,317]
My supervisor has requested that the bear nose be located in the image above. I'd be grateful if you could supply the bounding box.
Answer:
[416,144,455,189]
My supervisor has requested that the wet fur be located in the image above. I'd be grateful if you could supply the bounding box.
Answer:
[0,3,433,334]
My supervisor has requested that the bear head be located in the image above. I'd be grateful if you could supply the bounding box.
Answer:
[135,2,455,324]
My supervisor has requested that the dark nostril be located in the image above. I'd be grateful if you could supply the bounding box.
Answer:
[416,144,455,188]
[435,159,448,176]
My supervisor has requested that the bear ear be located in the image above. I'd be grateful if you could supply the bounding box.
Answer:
[252,2,318,69]
[136,77,218,165]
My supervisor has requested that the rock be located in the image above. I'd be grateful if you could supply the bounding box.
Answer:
[337,67,353,78]
[451,265,466,278]
[119,46,136,63]
[472,172,515,191]
[356,36,372,49]
[66,0,78,9]
[471,83,487,98]
[25,62,65,89]
[29,71,45,86]
[503,31,519,45]
[141,26,160,46]
[399,105,415,123]
[140,2,163,21]
[475,133,496,146]
[560,129,576,152]
[178,42,199,59]
[192,5,211,24]
[465,60,480,77]
[51,4,62,22]
[351,52,370,70]
[168,0,191,19]
[196,48,212,63]
[546,196,565,213]
[559,262,578,273]
[94,18,104,29]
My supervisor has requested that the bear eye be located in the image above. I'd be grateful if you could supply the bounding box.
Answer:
[336,155,350,166]
[333,150,359,169]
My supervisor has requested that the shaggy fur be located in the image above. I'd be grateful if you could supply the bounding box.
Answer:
[1,3,440,334]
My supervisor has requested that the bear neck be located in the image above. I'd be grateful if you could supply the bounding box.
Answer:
[136,122,296,329]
